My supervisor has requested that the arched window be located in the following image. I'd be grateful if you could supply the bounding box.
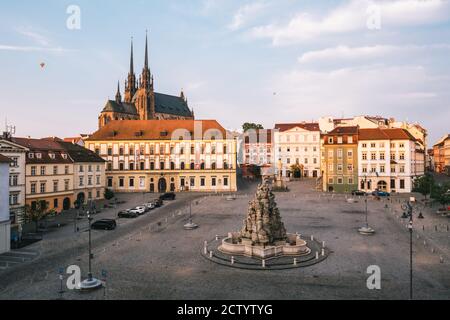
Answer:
[211,162,216,170]
[223,161,228,169]
[190,162,195,170]
[170,162,175,170]
[180,162,185,170]
[200,162,205,170]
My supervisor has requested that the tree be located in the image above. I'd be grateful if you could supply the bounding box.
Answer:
[242,122,264,132]
[24,200,53,232]
[412,173,434,200]
[431,182,450,209]
[104,188,115,200]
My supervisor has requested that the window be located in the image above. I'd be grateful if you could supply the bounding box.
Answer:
[328,150,333,158]
[391,166,396,173]
[40,182,46,194]
[211,162,216,170]
[191,145,195,154]
[119,163,124,171]
[391,179,396,189]
[371,167,376,173]
[53,166,58,175]
[119,147,124,155]
[224,177,229,186]
[141,162,146,170]
[40,166,46,175]
[313,158,317,164]
[399,143,405,148]
[328,164,333,172]
[347,164,353,172]
[29,153,34,159]
[129,178,134,187]
[337,164,343,172]
[88,192,92,199]
[31,183,36,194]
[328,137,333,144]
[348,136,353,144]
[9,193,19,205]
[362,153,367,160]
[88,176,92,186]
[53,180,58,192]
[54,198,58,209]
[390,143,395,148]
[379,142,385,148]
[400,153,405,160]
[96,190,100,198]
[79,177,84,187]
[348,178,353,184]
[10,157,18,167]
[337,149,343,159]
[9,174,18,187]
[380,165,385,173]
[200,177,205,186]
[170,162,175,170]
[390,153,396,161]
[150,162,155,170]
[65,166,70,174]
[337,178,343,184]
[400,165,405,173]
[180,178,185,187]
[371,143,376,148]
[328,178,334,184]
[347,150,353,158]
[95,148,100,155]
[190,177,195,187]
[362,166,367,173]
[64,180,69,191]
[160,162,165,170]
[96,165,100,172]
[371,153,376,160]
[190,162,195,170]
[337,137,343,144]
[400,179,405,189]
[380,152,385,160]
[180,162,185,170]
[107,177,113,187]
[211,145,216,154]
[119,178,124,187]
[88,165,92,172]
[212,177,216,186]
[79,165,84,173]
[129,162,134,171]
[362,143,367,148]
[107,147,112,156]
[107,162,112,171]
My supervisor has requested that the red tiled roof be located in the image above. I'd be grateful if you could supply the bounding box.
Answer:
[274,123,320,132]
[86,120,228,141]
[359,128,416,141]
[0,154,11,163]
[328,126,359,135]
[12,137,65,151]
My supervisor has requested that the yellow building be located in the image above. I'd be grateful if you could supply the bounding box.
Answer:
[85,120,237,193]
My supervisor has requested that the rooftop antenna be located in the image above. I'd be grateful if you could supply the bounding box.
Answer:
[4,117,16,138]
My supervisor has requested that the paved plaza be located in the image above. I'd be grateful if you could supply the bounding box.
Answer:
[0,179,449,300]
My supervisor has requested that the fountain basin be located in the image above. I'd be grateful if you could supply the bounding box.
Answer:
[219,232,311,259]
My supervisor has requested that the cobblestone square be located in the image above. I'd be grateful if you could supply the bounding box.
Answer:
[0,179,449,300]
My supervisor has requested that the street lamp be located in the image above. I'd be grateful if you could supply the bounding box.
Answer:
[401,199,421,300]
[359,175,375,235]
[184,200,198,230]
[77,211,102,290]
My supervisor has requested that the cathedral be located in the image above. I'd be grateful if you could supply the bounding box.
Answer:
[98,34,194,129]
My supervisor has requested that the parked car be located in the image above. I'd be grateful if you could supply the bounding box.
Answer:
[130,206,146,215]
[159,192,176,200]
[372,190,390,197]
[91,219,117,230]
[351,190,367,196]
[143,202,155,211]
[118,210,139,219]
[152,199,163,207]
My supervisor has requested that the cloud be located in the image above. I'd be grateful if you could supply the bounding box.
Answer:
[298,44,450,64]
[229,2,269,31]
[0,45,68,53]
[267,64,450,125]
[16,27,50,46]
[251,0,450,45]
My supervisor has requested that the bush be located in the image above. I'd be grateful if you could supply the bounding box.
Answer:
[104,188,115,200]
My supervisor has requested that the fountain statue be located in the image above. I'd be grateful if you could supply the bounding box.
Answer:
[219,178,310,259]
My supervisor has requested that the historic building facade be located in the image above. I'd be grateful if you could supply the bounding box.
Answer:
[358,128,424,193]
[58,141,106,206]
[322,126,359,193]
[242,129,274,178]
[432,134,450,175]
[274,123,321,178]
[0,134,28,238]
[98,35,194,129]
[0,155,11,254]
[85,120,237,193]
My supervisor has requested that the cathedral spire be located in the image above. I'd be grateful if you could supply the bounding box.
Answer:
[144,30,149,70]
[130,36,134,74]
[115,81,122,103]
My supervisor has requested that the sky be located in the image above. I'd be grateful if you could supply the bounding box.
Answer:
[0,0,449,144]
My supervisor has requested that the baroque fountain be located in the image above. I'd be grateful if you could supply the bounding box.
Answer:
[203,178,328,269]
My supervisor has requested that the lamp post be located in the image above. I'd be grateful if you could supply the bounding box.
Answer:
[184,200,198,230]
[359,175,375,234]
[402,199,418,300]
[77,210,102,290]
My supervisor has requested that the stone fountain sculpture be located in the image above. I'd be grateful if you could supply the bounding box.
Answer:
[240,181,287,246]
[219,178,310,259]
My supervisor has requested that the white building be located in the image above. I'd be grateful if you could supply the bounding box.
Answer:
[358,128,424,193]
[0,135,28,239]
[274,123,321,178]
[0,154,11,254]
